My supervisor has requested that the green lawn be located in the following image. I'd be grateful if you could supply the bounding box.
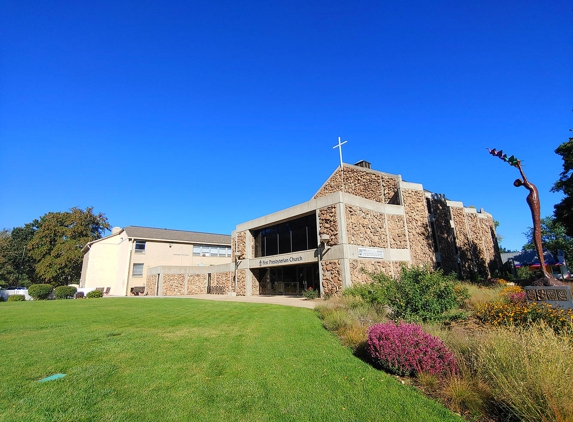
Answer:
[0,298,460,421]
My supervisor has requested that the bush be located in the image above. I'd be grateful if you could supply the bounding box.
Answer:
[345,265,469,322]
[7,295,25,302]
[75,291,85,299]
[86,290,103,298]
[54,285,77,299]
[366,321,458,377]
[302,287,318,300]
[27,284,53,300]
[476,301,573,334]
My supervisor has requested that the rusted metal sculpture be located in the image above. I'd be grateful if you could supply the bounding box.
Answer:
[488,148,563,286]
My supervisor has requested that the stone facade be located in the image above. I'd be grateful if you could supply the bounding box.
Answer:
[318,205,339,246]
[163,274,185,296]
[249,269,260,295]
[187,274,208,295]
[236,269,247,296]
[345,205,387,247]
[381,175,401,205]
[349,259,394,283]
[387,214,408,249]
[214,272,233,294]
[321,259,342,296]
[145,275,157,296]
[429,196,458,275]
[402,189,435,267]
[235,231,247,259]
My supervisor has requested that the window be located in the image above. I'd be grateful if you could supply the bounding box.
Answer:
[253,213,318,257]
[193,244,231,257]
[132,263,144,277]
[135,241,146,253]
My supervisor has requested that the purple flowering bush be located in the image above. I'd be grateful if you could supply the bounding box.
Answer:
[366,321,458,377]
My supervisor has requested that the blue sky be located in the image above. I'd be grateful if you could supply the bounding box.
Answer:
[1,0,571,252]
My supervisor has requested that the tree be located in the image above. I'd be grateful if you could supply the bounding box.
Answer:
[522,216,573,263]
[552,133,573,236]
[0,223,40,287]
[27,207,110,286]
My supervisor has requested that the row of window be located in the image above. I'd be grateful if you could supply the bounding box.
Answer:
[134,241,232,257]
[253,214,318,257]
[193,244,232,257]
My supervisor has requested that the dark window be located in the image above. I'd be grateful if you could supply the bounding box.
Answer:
[135,241,146,253]
[253,214,317,257]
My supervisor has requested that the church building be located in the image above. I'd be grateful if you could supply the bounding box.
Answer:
[145,161,502,297]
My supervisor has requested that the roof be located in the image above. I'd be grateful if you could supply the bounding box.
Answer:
[123,226,231,245]
[501,250,562,266]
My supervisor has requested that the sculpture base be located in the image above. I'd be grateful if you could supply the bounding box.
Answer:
[525,285,572,310]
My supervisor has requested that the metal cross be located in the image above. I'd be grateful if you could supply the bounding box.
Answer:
[333,137,347,168]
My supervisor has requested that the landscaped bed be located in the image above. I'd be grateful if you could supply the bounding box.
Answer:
[0,298,460,421]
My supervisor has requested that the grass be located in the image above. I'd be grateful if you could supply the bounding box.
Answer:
[0,298,460,422]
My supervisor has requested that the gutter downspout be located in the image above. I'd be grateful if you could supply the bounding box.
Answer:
[124,238,134,297]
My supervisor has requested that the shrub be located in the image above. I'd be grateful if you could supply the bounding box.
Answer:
[7,295,25,302]
[86,290,103,298]
[27,284,53,300]
[302,287,318,300]
[366,321,458,377]
[476,301,573,334]
[346,266,469,322]
[508,291,526,303]
[75,291,85,299]
[0,280,8,289]
[54,285,77,299]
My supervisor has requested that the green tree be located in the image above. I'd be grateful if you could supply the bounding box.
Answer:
[0,223,40,287]
[27,207,110,286]
[552,133,573,236]
[523,216,573,263]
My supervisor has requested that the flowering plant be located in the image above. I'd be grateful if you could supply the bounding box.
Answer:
[366,321,458,377]
[302,287,319,300]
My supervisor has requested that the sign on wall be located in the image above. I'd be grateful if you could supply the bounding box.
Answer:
[358,248,384,259]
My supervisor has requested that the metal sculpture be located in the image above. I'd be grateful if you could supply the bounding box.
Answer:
[488,148,563,286]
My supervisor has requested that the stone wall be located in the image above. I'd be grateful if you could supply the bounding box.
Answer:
[187,274,208,295]
[236,269,246,296]
[250,269,260,296]
[387,214,408,249]
[430,197,458,275]
[450,207,472,276]
[402,189,436,266]
[314,165,402,205]
[163,274,185,296]
[349,259,394,284]
[145,275,157,296]
[381,175,401,205]
[235,231,247,259]
[467,212,489,277]
[345,205,387,247]
[314,167,344,198]
[480,216,503,275]
[214,272,233,294]
[318,205,339,246]
[321,260,342,296]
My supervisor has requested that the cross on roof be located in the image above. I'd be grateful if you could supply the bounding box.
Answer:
[333,137,347,168]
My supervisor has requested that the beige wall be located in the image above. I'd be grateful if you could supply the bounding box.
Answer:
[82,234,231,296]
[127,241,231,293]
[81,233,130,296]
